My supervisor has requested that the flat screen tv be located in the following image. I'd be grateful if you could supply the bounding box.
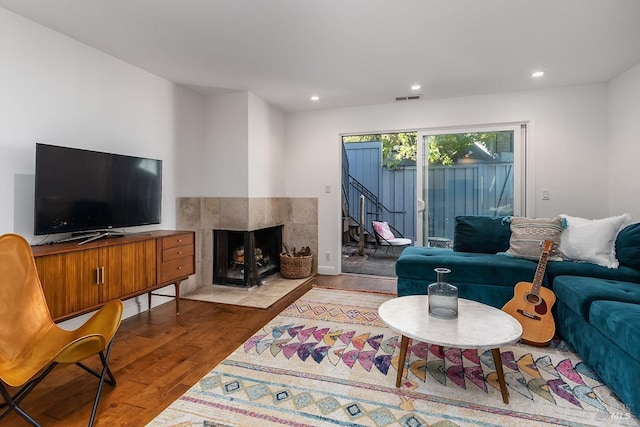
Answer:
[34,143,162,237]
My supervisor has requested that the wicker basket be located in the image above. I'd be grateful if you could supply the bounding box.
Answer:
[279,252,313,279]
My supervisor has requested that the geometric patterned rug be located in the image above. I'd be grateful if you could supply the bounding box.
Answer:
[148,287,639,426]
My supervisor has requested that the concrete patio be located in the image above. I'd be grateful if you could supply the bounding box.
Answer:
[341,243,400,277]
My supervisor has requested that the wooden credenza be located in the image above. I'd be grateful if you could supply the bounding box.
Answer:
[31,230,195,321]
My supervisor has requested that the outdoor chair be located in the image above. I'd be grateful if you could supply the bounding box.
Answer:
[371,221,412,257]
[0,233,124,427]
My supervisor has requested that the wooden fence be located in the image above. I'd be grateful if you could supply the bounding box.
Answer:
[427,162,513,240]
[343,142,513,244]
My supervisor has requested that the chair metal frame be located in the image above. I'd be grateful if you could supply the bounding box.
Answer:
[0,343,116,426]
[371,221,412,257]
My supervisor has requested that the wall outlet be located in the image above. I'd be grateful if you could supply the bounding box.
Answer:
[542,189,550,200]
[324,251,331,262]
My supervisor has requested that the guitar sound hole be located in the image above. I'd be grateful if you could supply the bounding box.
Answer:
[526,293,540,305]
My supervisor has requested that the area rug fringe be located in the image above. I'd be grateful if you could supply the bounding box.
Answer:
[148,288,638,426]
[310,283,396,296]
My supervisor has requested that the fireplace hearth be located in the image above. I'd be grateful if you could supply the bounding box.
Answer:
[213,225,283,287]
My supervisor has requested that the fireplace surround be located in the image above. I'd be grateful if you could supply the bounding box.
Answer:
[176,197,318,291]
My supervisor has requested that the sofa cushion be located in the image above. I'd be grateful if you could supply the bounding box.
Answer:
[616,222,640,270]
[546,260,640,285]
[589,300,640,361]
[504,217,564,261]
[453,215,511,254]
[396,246,539,287]
[553,275,640,321]
[555,299,640,415]
[559,213,632,268]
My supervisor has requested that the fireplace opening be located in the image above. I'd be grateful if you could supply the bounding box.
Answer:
[213,225,283,287]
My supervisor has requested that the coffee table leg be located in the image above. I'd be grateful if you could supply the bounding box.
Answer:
[491,348,509,404]
[396,335,410,388]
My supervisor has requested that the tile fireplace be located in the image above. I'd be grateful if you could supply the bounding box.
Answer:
[176,197,318,290]
[213,225,283,287]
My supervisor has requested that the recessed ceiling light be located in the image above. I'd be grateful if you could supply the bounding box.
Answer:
[531,71,545,78]
[411,84,421,90]
[310,96,319,101]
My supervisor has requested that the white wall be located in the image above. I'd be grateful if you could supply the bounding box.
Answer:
[248,92,287,197]
[202,92,249,197]
[0,8,205,239]
[608,62,640,219]
[173,88,207,197]
[285,85,610,274]
[0,8,205,322]
[196,91,286,197]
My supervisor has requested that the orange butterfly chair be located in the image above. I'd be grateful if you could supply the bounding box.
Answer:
[0,233,123,426]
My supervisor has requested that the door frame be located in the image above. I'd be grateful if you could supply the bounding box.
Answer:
[416,122,529,246]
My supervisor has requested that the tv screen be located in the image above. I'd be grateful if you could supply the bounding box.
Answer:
[34,143,162,235]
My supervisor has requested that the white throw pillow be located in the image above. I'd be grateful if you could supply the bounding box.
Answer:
[559,213,633,268]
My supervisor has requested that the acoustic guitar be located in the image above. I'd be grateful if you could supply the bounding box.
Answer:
[502,240,556,346]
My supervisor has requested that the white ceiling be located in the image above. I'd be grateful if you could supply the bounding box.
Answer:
[2,0,640,112]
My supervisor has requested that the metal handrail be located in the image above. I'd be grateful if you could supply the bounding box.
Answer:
[344,174,406,242]
[342,144,405,238]
[348,175,406,217]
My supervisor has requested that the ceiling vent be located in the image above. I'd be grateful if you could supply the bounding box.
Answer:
[395,94,422,101]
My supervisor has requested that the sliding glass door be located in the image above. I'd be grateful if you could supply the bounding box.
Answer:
[416,124,526,246]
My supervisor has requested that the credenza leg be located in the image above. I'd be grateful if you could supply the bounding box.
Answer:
[174,281,181,315]
[146,279,186,315]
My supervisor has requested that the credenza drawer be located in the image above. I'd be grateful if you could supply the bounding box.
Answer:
[161,233,194,250]
[161,256,195,283]
[162,244,195,262]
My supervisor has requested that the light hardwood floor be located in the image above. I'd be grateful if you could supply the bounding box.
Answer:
[3,274,396,426]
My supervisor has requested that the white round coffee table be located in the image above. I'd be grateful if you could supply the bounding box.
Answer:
[378,296,523,403]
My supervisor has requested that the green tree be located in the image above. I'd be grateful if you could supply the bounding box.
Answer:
[428,134,476,166]
[344,131,508,167]
[343,132,417,168]
[428,132,505,165]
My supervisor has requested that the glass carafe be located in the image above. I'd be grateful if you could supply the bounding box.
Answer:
[428,268,458,319]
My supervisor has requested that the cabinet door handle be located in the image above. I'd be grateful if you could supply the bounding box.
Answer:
[96,268,101,285]
[100,266,105,284]
[177,250,183,254]
[177,266,182,270]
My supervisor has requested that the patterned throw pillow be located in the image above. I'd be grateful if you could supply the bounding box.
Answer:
[504,217,564,261]
[559,213,632,268]
[372,221,395,240]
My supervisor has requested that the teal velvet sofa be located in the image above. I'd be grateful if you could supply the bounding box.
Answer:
[555,275,640,417]
[395,216,640,416]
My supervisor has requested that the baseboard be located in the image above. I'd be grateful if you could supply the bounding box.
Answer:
[318,265,339,275]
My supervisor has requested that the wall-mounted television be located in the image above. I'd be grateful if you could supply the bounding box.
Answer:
[34,143,162,238]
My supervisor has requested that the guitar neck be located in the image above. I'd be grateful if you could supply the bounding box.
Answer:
[530,251,549,295]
